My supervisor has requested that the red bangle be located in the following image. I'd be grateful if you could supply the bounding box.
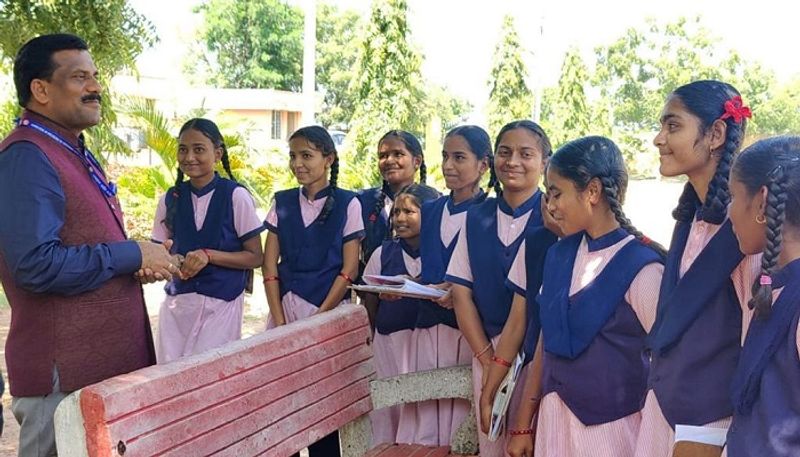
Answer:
[491,355,512,368]
[202,248,212,263]
[338,272,353,283]
[492,355,511,368]
[263,276,279,283]
[508,428,534,436]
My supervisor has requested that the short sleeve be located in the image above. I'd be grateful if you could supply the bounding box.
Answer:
[444,221,473,287]
[625,262,665,333]
[232,187,266,241]
[343,197,366,241]
[364,246,383,278]
[151,193,169,243]
[506,240,527,295]
[265,198,278,232]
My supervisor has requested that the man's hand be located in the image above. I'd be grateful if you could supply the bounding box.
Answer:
[137,240,178,282]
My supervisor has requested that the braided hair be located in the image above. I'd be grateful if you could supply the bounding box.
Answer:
[445,125,494,200]
[370,130,426,225]
[289,126,340,224]
[731,136,800,318]
[669,80,747,224]
[164,118,237,232]
[550,136,667,258]
[493,120,553,196]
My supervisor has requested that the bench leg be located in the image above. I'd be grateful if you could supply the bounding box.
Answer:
[451,403,479,456]
[53,391,89,457]
[339,415,371,457]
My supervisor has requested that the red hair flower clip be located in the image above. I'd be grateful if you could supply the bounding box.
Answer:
[719,96,752,124]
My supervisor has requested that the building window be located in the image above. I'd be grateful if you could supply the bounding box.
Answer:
[286,112,297,139]
[271,111,282,140]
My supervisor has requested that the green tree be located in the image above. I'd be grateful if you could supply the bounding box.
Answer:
[545,47,590,147]
[591,16,765,175]
[343,0,427,188]
[486,15,533,134]
[0,0,157,154]
[749,76,800,137]
[194,0,303,90]
[316,2,361,128]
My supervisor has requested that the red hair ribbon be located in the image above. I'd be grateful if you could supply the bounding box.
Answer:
[719,96,752,124]
[641,236,652,245]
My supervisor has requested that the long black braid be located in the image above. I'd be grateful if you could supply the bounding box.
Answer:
[599,175,668,258]
[733,136,800,318]
[289,126,340,224]
[752,168,788,318]
[669,80,747,224]
[163,118,236,232]
[551,136,666,258]
[487,154,502,196]
[671,182,701,222]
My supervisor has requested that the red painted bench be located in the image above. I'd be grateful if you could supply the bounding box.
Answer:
[54,304,478,456]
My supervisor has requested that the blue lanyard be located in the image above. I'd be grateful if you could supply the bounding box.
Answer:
[19,117,117,198]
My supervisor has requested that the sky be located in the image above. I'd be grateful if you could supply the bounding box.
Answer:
[130,0,800,118]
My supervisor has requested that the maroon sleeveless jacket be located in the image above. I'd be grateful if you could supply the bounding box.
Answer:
[0,111,155,396]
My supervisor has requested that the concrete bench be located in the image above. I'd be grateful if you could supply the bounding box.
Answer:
[54,304,479,456]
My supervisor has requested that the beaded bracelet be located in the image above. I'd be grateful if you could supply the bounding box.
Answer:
[202,248,212,263]
[508,428,534,436]
[263,276,280,283]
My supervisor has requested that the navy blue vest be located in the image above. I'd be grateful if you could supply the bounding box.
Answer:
[521,226,558,363]
[375,239,424,335]
[418,193,486,329]
[539,230,661,425]
[462,191,543,338]
[276,187,356,306]
[728,260,800,457]
[647,219,744,427]
[358,186,391,264]
[166,176,248,301]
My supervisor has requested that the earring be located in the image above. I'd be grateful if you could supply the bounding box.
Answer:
[755,214,767,224]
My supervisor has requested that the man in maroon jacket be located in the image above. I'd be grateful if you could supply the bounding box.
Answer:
[0,34,177,456]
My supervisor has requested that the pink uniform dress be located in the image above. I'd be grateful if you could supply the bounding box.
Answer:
[633,218,761,457]
[152,186,265,363]
[445,205,535,457]
[264,190,364,327]
[363,244,421,445]
[508,234,664,457]
[396,204,472,446]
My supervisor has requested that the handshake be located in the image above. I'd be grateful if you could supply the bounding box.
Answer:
[134,240,189,284]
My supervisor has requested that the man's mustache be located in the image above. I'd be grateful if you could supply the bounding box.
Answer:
[81,94,102,103]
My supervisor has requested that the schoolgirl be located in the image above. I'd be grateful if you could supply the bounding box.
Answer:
[725,136,800,457]
[359,130,427,265]
[446,120,552,456]
[153,118,265,363]
[362,183,441,445]
[398,125,493,446]
[262,126,364,457]
[505,136,666,457]
[634,80,761,457]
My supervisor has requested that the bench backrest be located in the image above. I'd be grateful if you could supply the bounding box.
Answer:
[55,305,375,457]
